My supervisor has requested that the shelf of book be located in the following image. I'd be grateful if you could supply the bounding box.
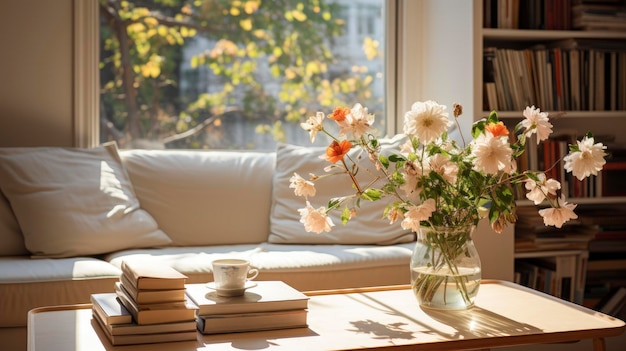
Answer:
[483,28,626,41]
[478,0,626,313]
[587,259,626,272]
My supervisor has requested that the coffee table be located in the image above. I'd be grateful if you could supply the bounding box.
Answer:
[28,280,624,351]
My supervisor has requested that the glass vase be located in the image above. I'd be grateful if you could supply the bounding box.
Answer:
[410,225,481,310]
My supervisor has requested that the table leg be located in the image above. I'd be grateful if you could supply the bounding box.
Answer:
[593,337,606,351]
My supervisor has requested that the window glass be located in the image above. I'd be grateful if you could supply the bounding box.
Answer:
[99,0,387,150]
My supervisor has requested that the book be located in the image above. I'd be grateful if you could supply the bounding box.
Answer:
[197,309,308,334]
[121,260,187,290]
[599,287,626,316]
[91,314,197,346]
[115,283,197,325]
[92,308,196,336]
[186,281,309,316]
[90,293,132,325]
[119,273,186,304]
[116,282,186,309]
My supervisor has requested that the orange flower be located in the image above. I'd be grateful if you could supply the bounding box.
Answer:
[328,106,350,122]
[325,140,352,164]
[485,121,509,137]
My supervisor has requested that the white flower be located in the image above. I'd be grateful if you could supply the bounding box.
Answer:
[400,161,423,201]
[401,199,436,232]
[387,207,403,224]
[521,106,553,143]
[538,195,578,228]
[426,153,458,185]
[337,103,375,139]
[300,112,325,142]
[524,173,561,205]
[298,201,334,234]
[399,139,414,155]
[403,100,451,143]
[564,136,607,181]
[470,133,513,175]
[289,172,316,198]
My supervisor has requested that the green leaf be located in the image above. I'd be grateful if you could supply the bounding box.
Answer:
[389,154,405,163]
[361,188,383,201]
[341,207,351,225]
[488,110,499,123]
[379,155,389,169]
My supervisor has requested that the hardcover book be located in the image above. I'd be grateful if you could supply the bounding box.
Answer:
[92,313,197,346]
[197,309,308,334]
[186,281,309,316]
[92,309,196,336]
[115,282,186,309]
[115,283,197,325]
[121,260,187,290]
[119,273,186,304]
[90,293,132,325]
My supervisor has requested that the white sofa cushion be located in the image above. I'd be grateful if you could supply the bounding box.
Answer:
[120,149,275,246]
[0,192,28,256]
[0,142,172,258]
[269,137,415,245]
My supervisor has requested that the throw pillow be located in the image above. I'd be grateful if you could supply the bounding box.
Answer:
[269,135,415,245]
[0,142,172,258]
[0,191,28,256]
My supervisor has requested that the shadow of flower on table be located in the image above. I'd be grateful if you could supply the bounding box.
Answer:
[348,319,415,341]
[422,306,543,339]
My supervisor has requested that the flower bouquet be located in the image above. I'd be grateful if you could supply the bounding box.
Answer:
[290,100,607,308]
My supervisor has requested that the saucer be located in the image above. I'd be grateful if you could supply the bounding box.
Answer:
[206,281,257,296]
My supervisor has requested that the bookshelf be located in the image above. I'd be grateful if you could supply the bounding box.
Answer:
[473,0,626,311]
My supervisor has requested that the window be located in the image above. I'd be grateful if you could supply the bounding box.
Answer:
[98,0,392,150]
[74,0,426,148]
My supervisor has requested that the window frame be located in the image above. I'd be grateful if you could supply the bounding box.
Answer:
[73,0,424,148]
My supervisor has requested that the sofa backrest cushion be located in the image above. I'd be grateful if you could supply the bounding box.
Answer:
[269,136,416,245]
[0,142,172,258]
[0,191,28,256]
[120,149,275,246]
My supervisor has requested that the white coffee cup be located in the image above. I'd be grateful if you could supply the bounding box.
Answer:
[211,259,259,292]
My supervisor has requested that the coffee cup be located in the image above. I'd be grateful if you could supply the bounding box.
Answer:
[211,259,259,294]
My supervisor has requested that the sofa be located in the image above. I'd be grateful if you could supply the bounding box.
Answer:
[0,140,508,351]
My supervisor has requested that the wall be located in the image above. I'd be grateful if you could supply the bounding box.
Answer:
[0,0,74,147]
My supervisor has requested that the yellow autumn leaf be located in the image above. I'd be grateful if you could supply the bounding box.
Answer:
[144,17,158,27]
[285,68,296,80]
[240,18,252,31]
[305,62,319,76]
[244,0,259,14]
[157,25,167,37]
[363,37,380,60]
[292,10,307,22]
[272,47,283,58]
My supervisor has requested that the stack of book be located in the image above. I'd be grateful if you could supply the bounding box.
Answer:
[91,261,198,345]
[185,280,309,334]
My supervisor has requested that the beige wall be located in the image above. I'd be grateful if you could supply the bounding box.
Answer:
[0,0,74,147]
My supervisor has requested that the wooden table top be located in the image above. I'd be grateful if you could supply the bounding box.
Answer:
[28,280,625,351]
